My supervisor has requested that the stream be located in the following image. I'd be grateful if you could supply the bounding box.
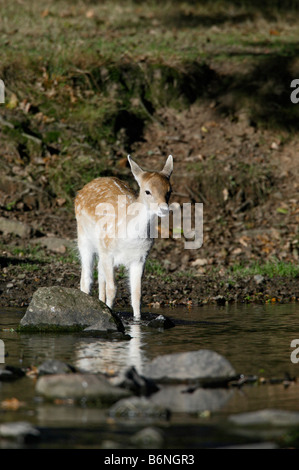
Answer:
[0,302,299,449]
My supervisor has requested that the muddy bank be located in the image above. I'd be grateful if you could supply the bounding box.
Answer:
[1,251,298,309]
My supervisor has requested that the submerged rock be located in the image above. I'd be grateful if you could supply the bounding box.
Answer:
[37,359,76,376]
[109,396,170,419]
[0,421,40,442]
[35,373,132,403]
[229,409,299,427]
[131,427,165,448]
[149,384,233,413]
[143,349,236,384]
[146,314,175,329]
[19,286,124,333]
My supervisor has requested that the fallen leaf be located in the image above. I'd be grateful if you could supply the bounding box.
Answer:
[277,207,288,214]
[239,236,250,247]
[41,9,50,18]
[86,9,95,18]
[117,157,128,168]
[54,398,75,405]
[191,258,208,267]
[26,365,38,379]
[6,93,18,110]
[1,397,26,410]
[271,142,279,149]
[223,188,229,201]
[56,197,66,207]
[19,100,31,114]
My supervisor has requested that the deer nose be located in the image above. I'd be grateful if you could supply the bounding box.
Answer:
[158,203,169,217]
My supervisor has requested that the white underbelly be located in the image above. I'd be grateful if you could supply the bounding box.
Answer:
[112,238,153,267]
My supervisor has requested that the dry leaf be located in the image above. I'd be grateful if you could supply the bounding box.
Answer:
[54,398,75,405]
[239,236,250,247]
[117,157,128,168]
[41,9,50,18]
[86,9,95,18]
[6,93,18,110]
[26,365,38,379]
[56,197,66,207]
[1,397,26,410]
[222,188,229,201]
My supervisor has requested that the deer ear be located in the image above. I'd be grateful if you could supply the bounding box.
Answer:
[160,155,173,178]
[128,155,144,185]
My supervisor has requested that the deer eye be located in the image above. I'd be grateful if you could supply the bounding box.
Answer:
[145,190,151,195]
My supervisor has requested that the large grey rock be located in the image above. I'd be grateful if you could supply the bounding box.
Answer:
[143,349,236,384]
[19,286,124,333]
[36,373,131,403]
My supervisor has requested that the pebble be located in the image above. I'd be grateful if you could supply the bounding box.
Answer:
[131,427,165,448]
[254,274,264,285]
[0,421,40,441]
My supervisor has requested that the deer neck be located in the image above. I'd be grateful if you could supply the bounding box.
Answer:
[124,192,155,239]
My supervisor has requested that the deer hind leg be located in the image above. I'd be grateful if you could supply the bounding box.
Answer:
[100,253,116,310]
[78,234,95,295]
[129,260,145,319]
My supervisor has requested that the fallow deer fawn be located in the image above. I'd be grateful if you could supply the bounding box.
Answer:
[75,155,173,319]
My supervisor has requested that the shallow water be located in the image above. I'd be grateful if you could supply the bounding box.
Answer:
[1,302,299,448]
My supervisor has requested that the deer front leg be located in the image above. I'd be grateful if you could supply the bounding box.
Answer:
[78,235,94,295]
[101,254,116,310]
[129,261,145,319]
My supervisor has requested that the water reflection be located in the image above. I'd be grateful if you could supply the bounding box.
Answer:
[74,322,144,374]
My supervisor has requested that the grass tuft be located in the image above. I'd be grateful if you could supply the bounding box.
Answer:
[228,259,299,278]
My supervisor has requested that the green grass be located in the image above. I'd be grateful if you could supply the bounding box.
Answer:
[228,259,299,278]
[0,241,78,268]
[145,259,166,276]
